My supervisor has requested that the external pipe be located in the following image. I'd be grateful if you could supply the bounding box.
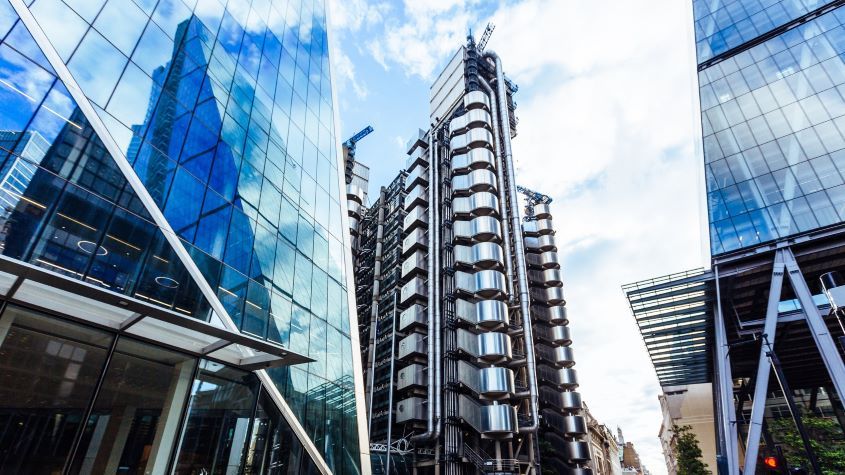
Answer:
[478,77,515,299]
[433,130,443,443]
[411,130,442,443]
[485,50,540,433]
[366,189,386,432]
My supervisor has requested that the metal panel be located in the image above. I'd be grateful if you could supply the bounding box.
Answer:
[451,169,498,195]
[396,397,427,423]
[399,304,427,331]
[453,216,502,243]
[451,148,496,173]
[449,128,494,154]
[455,299,509,327]
[396,364,426,391]
[397,333,427,360]
[449,108,492,136]
[429,47,466,123]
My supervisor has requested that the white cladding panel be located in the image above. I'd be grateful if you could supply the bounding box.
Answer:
[430,47,466,123]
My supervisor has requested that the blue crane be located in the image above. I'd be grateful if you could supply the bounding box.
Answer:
[344,126,374,184]
[343,125,374,151]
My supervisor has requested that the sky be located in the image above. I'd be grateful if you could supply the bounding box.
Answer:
[328,1,708,473]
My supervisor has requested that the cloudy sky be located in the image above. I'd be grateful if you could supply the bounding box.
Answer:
[328,1,709,472]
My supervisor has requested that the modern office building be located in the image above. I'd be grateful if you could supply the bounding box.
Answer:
[0,1,368,474]
[348,35,591,475]
[625,1,845,473]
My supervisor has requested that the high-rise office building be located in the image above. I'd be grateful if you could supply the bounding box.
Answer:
[348,36,591,475]
[0,1,368,474]
[626,2,845,473]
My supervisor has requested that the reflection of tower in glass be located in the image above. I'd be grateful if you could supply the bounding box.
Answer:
[126,15,292,326]
[0,130,48,246]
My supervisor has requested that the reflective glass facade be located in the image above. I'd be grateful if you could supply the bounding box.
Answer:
[694,0,837,62]
[695,1,845,255]
[0,0,362,473]
[0,303,321,474]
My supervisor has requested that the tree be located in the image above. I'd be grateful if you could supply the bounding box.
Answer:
[673,425,710,475]
[768,414,845,475]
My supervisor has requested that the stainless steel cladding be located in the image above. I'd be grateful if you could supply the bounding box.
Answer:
[455,299,509,327]
[451,148,496,173]
[397,364,427,391]
[396,397,427,423]
[453,216,503,242]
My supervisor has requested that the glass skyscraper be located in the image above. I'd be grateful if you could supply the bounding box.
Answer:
[696,1,845,254]
[626,2,845,474]
[0,0,367,474]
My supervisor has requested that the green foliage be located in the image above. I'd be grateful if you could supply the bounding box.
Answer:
[768,414,845,475]
[673,425,710,475]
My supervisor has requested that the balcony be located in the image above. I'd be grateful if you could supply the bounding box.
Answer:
[524,234,556,252]
[453,192,500,218]
[452,169,498,196]
[396,333,426,360]
[403,205,427,233]
[403,183,428,211]
[451,148,495,174]
[449,108,492,136]
[532,304,568,325]
[530,286,565,305]
[522,218,554,236]
[396,364,426,391]
[395,397,426,423]
[464,90,491,111]
[532,203,551,219]
[400,250,426,279]
[456,328,512,362]
[398,304,427,332]
[537,365,578,389]
[401,228,427,256]
[449,128,494,154]
[453,216,502,243]
[524,251,560,269]
[399,277,426,305]
[455,299,509,328]
[454,270,507,298]
[457,395,517,437]
[454,242,505,270]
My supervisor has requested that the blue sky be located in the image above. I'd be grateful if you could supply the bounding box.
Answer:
[329,1,707,473]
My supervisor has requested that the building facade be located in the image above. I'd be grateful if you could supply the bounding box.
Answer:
[626,1,845,474]
[348,36,591,475]
[0,0,368,473]
[583,403,622,475]
[657,383,718,475]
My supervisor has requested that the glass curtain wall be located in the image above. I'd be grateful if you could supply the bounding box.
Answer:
[0,301,320,474]
[0,0,363,471]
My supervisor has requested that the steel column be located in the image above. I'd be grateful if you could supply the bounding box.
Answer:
[783,247,845,402]
[714,265,740,475]
[743,249,785,475]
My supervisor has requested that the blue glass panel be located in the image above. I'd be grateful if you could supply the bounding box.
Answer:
[702,6,845,253]
[9,0,362,470]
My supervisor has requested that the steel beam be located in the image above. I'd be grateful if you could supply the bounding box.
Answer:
[783,247,845,409]
[714,265,740,475]
[743,249,785,475]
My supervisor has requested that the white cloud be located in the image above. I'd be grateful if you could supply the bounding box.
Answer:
[489,1,704,474]
[367,0,482,79]
[328,0,391,100]
[345,0,706,472]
